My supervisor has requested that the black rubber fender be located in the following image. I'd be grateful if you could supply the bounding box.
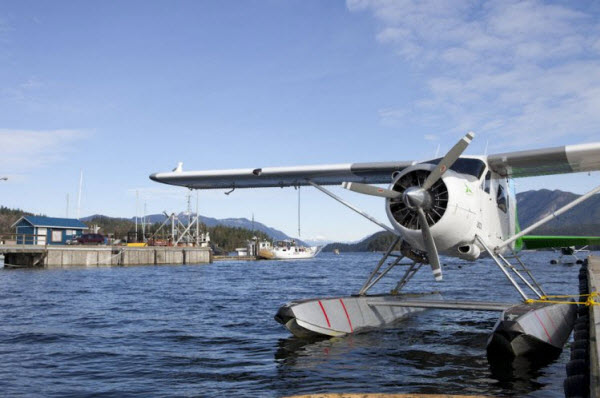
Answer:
[578,306,590,317]
[566,359,589,377]
[564,374,589,398]
[574,322,589,331]
[574,330,589,341]
[572,339,589,351]
[570,348,589,361]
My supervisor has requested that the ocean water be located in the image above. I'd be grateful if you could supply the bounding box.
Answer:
[0,251,588,397]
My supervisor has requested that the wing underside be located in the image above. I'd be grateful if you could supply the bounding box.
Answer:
[488,143,600,178]
[150,161,412,189]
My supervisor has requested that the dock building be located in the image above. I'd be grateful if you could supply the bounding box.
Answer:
[12,216,87,245]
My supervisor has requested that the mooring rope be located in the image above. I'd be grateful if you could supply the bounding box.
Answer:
[525,292,599,306]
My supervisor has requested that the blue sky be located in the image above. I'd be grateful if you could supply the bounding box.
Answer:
[1,0,599,242]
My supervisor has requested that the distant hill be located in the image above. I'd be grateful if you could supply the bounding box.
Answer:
[516,189,600,231]
[0,206,35,233]
[82,213,304,245]
[323,231,401,252]
[323,189,600,252]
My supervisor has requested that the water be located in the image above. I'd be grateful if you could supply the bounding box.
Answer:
[0,251,587,397]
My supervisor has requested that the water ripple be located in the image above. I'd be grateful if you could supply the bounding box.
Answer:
[0,251,585,397]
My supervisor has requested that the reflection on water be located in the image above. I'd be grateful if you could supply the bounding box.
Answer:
[0,251,586,397]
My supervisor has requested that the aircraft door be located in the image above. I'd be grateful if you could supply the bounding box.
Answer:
[496,179,511,240]
[479,170,494,240]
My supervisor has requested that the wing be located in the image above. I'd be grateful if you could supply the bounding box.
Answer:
[488,142,600,178]
[149,161,412,189]
[521,235,600,249]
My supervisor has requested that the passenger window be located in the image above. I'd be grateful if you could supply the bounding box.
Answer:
[483,171,491,194]
[497,184,507,213]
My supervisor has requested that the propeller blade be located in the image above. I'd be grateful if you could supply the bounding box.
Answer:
[416,207,443,281]
[422,131,475,191]
[341,182,401,199]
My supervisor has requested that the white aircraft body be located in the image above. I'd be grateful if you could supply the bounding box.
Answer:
[150,134,600,357]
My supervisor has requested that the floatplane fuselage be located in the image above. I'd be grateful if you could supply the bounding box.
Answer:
[150,133,600,358]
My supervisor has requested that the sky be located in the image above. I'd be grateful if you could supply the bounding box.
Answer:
[1,0,599,242]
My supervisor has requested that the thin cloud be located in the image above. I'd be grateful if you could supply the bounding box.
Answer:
[0,129,89,173]
[348,0,600,147]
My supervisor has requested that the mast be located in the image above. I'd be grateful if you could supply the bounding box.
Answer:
[297,186,301,237]
[76,170,83,219]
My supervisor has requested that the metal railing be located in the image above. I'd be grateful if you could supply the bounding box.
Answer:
[0,233,49,248]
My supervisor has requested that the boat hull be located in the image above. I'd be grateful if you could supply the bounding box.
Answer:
[274,293,442,338]
[258,247,320,260]
[487,300,577,358]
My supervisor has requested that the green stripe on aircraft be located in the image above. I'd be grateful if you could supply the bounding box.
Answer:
[521,235,600,250]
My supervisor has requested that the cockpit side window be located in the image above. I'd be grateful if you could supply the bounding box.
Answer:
[497,184,507,213]
[483,171,491,194]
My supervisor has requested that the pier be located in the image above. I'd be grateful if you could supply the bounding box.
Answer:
[0,245,211,268]
[587,256,600,396]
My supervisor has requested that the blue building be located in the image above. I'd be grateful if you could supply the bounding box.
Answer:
[12,216,87,245]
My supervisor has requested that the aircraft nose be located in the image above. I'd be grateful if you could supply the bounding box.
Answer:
[403,187,428,209]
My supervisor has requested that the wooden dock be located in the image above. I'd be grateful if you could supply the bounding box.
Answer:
[0,245,212,268]
[587,255,600,397]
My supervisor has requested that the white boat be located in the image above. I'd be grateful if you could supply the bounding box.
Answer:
[258,239,321,260]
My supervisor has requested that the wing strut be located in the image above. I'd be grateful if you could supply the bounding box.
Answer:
[306,180,399,235]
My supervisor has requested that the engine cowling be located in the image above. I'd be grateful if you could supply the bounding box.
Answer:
[385,164,480,255]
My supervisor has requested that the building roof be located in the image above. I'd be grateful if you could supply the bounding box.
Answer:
[12,216,88,229]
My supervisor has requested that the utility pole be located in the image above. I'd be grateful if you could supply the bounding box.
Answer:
[135,190,139,242]
[76,170,83,219]
[195,191,200,246]
[142,201,147,241]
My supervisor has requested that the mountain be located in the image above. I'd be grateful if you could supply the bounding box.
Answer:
[323,231,400,252]
[323,189,600,252]
[302,238,336,247]
[83,212,303,244]
[516,189,600,231]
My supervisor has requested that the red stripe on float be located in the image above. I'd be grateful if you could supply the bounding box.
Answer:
[318,300,331,328]
[339,299,353,332]
[534,311,553,344]
[544,308,557,331]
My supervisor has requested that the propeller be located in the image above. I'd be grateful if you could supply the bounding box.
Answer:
[422,131,474,191]
[342,131,475,282]
[416,207,442,281]
[341,182,400,199]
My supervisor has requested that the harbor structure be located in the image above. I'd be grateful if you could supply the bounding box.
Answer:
[12,216,87,245]
[0,245,211,267]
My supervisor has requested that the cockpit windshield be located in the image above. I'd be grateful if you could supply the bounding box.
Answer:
[422,158,486,179]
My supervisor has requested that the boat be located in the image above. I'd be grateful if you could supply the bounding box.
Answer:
[333,248,340,255]
[258,239,321,260]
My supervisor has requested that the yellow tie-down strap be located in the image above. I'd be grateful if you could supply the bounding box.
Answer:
[525,292,599,306]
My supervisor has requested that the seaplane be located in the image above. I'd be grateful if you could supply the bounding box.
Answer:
[150,133,600,358]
